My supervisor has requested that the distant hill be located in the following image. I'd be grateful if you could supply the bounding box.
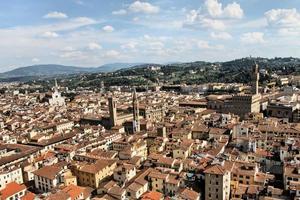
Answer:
[96,63,144,72]
[2,57,300,84]
[0,65,93,78]
[0,63,143,78]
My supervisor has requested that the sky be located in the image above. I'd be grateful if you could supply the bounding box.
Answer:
[0,0,300,72]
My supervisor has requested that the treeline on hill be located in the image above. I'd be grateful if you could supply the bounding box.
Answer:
[24,57,300,90]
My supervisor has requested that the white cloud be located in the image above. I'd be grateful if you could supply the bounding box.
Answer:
[197,40,211,49]
[148,41,164,50]
[223,2,243,19]
[205,0,223,17]
[32,58,39,62]
[62,46,76,51]
[241,32,265,44]
[41,31,59,38]
[129,1,159,14]
[40,17,98,32]
[265,8,300,36]
[133,17,139,22]
[184,10,226,30]
[88,42,102,50]
[204,0,243,19]
[103,50,120,58]
[201,18,225,30]
[197,40,224,50]
[186,10,199,23]
[60,51,84,59]
[210,32,232,40]
[121,42,137,50]
[102,25,114,32]
[265,8,300,27]
[278,28,300,36]
[143,35,166,51]
[112,9,127,15]
[43,11,68,19]
[72,17,97,25]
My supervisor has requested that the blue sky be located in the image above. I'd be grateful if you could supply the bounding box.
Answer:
[0,0,300,72]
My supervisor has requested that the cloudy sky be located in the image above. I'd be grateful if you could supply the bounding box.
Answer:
[0,0,300,72]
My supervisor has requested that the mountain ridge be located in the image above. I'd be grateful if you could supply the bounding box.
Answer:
[1,57,300,82]
[0,63,144,78]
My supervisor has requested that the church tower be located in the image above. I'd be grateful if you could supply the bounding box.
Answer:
[108,96,117,127]
[251,62,259,95]
[49,79,65,107]
[132,88,140,133]
[100,81,105,93]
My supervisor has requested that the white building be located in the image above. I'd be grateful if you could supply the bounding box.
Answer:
[33,163,66,192]
[49,79,65,107]
[204,163,231,200]
[113,164,136,184]
[0,167,23,190]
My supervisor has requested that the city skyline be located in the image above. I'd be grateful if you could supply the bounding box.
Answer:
[1,0,300,72]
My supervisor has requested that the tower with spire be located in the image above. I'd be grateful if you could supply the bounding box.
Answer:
[251,62,259,95]
[49,79,65,107]
[132,87,140,133]
[108,95,117,127]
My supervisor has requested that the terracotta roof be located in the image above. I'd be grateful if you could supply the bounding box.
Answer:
[142,191,163,200]
[179,188,200,200]
[21,191,35,200]
[157,157,175,166]
[79,159,116,174]
[0,182,26,200]
[62,184,86,200]
[204,164,226,175]
[148,171,168,180]
[127,182,143,192]
[33,164,63,180]
[107,185,125,196]
[46,191,70,200]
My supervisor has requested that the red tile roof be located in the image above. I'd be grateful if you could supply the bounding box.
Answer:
[141,191,163,200]
[0,182,26,200]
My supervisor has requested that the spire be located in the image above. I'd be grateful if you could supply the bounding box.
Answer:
[108,94,117,127]
[132,87,140,133]
[251,61,259,95]
[133,87,137,101]
[54,79,58,92]
[55,79,58,88]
